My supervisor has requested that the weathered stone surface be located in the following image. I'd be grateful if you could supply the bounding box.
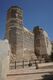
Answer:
[6,6,36,64]
[33,26,52,62]
[23,27,36,61]
[0,39,10,80]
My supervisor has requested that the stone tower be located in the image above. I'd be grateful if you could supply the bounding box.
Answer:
[6,6,23,62]
[33,26,50,62]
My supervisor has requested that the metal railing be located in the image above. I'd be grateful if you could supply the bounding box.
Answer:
[10,59,39,69]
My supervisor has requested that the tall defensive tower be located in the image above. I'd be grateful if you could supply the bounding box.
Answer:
[6,6,23,62]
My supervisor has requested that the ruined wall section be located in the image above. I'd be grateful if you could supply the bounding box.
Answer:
[23,27,36,61]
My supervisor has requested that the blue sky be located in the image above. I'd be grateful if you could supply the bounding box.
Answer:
[0,0,53,40]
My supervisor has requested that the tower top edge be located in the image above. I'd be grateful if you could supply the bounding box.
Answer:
[8,6,23,11]
[33,26,43,32]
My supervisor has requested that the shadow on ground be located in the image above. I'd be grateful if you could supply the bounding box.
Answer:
[42,72,53,80]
